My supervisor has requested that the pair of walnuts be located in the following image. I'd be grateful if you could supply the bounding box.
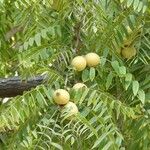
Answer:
[53,83,87,120]
[71,52,100,71]
[120,26,138,59]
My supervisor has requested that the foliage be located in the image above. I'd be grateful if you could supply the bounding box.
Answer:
[0,0,150,149]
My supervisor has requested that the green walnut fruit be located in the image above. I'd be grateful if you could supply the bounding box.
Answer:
[53,89,70,105]
[73,83,87,90]
[61,102,78,120]
[85,53,100,67]
[121,46,136,59]
[71,56,87,71]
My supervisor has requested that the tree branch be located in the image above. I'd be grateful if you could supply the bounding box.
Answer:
[0,75,46,98]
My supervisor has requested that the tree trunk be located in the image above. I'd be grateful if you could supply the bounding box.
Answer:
[0,75,46,98]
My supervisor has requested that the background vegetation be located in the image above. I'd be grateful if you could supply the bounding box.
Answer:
[0,0,149,149]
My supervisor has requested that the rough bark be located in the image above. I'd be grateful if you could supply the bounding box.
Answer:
[0,75,46,98]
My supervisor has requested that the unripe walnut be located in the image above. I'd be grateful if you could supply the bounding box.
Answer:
[73,83,87,90]
[53,89,70,105]
[85,53,100,67]
[121,46,136,59]
[61,102,78,120]
[71,56,86,71]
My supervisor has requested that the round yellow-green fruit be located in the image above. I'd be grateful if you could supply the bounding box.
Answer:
[121,46,136,59]
[71,56,86,71]
[53,89,70,105]
[73,83,87,90]
[85,53,100,67]
[61,102,78,120]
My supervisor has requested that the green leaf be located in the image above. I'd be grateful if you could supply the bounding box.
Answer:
[71,137,75,145]
[35,33,41,46]
[36,92,44,108]
[127,0,134,7]
[32,130,38,139]
[111,61,120,74]
[51,142,63,150]
[102,141,113,150]
[0,0,4,3]
[92,128,114,149]
[137,1,143,12]
[125,73,132,90]
[103,48,109,58]
[106,72,113,90]
[82,69,89,82]
[78,114,98,138]
[125,73,132,81]
[29,37,34,46]
[117,30,124,43]
[41,29,48,39]
[116,102,121,120]
[101,57,107,67]
[79,88,89,105]
[87,90,97,106]
[120,0,125,3]
[133,0,139,10]
[142,5,147,13]
[24,42,29,50]
[55,25,62,37]
[132,81,139,96]
[38,90,48,106]
[42,86,53,103]
[138,90,145,104]
[90,67,95,81]
[119,66,126,75]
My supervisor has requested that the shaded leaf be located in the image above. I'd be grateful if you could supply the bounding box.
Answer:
[90,67,96,81]
[132,81,139,96]
[138,90,145,104]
